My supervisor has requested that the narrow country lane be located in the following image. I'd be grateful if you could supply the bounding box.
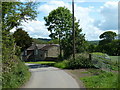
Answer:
[23,63,80,88]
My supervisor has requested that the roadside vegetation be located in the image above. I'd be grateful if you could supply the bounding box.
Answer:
[2,1,119,88]
[2,55,31,88]
[2,2,39,88]
[53,52,119,88]
[80,69,118,88]
[27,61,56,66]
[42,6,119,89]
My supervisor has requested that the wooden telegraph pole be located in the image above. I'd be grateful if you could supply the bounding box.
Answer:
[72,0,75,60]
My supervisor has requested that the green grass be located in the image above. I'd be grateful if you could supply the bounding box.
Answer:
[109,56,119,71]
[54,61,66,69]
[27,61,56,66]
[80,69,118,88]
[81,71,90,74]
[110,56,119,64]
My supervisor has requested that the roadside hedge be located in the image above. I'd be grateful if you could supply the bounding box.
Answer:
[2,55,30,88]
[2,31,31,88]
[54,53,93,69]
[67,53,93,69]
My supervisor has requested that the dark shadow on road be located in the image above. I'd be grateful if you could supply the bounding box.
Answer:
[27,64,50,69]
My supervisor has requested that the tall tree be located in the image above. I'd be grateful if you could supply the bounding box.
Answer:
[13,28,33,51]
[99,31,117,45]
[61,21,85,58]
[44,7,73,58]
[44,7,85,59]
[98,31,118,55]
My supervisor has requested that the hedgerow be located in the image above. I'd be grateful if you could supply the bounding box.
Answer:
[2,32,30,88]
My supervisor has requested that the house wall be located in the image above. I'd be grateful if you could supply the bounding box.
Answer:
[38,50,46,60]
[27,50,35,61]
[47,46,59,58]
[22,45,60,61]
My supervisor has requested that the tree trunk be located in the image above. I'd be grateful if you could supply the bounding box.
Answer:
[59,34,62,60]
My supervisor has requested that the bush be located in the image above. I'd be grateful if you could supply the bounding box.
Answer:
[2,32,31,88]
[54,60,68,69]
[54,53,93,69]
[67,53,93,69]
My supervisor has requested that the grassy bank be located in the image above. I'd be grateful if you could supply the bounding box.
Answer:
[110,56,119,71]
[53,53,119,88]
[27,61,56,66]
[2,55,31,88]
[80,69,118,88]
[110,56,119,64]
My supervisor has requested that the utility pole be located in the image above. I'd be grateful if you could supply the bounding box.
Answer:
[72,0,75,60]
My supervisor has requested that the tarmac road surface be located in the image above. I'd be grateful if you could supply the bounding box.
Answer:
[23,63,80,88]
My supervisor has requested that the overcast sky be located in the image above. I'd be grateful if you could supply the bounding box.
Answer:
[11,0,119,41]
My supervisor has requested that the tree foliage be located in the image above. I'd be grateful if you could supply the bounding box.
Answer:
[61,21,85,58]
[2,1,38,88]
[2,2,38,31]
[44,7,85,59]
[13,28,33,51]
[44,7,73,58]
[95,31,119,56]
[99,31,117,45]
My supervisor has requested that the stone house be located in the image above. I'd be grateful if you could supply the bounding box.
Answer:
[22,43,60,62]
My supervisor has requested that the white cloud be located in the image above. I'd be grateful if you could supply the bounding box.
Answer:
[38,1,71,15]
[19,20,51,39]
[38,1,101,40]
[12,1,118,41]
[95,1,118,30]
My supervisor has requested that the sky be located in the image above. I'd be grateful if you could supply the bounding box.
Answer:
[11,0,119,41]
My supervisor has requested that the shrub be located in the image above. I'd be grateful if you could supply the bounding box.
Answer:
[53,53,93,69]
[54,60,68,69]
[67,53,93,69]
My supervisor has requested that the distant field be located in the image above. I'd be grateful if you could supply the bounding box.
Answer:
[110,56,119,64]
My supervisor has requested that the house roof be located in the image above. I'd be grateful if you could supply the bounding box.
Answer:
[36,44,46,49]
[27,45,35,50]
[26,44,59,51]
[40,44,59,51]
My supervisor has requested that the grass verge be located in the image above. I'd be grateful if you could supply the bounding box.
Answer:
[27,61,56,66]
[80,69,118,88]
[54,60,68,69]
[2,55,31,88]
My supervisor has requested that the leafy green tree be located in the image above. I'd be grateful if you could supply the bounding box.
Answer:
[2,2,38,31]
[98,31,118,55]
[99,31,117,45]
[48,39,59,44]
[13,28,33,51]
[44,7,73,58]
[44,7,85,59]
[2,1,38,88]
[110,40,120,56]
[102,40,120,56]
[61,21,85,58]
